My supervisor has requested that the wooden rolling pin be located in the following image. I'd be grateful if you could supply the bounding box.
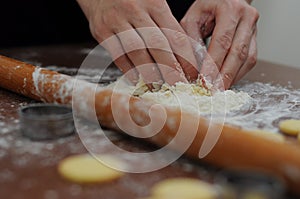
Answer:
[1,55,300,194]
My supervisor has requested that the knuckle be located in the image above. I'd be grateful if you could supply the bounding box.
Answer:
[233,4,244,15]
[91,25,105,42]
[120,0,138,10]
[248,7,260,22]
[180,14,195,27]
[148,0,169,14]
[248,53,257,66]
[233,43,249,61]
[180,18,187,28]
[125,37,144,52]
[101,8,118,26]
[223,72,235,82]
[226,0,243,12]
[150,0,167,9]
[216,31,233,51]
[89,15,106,41]
[170,31,189,47]
[147,32,168,49]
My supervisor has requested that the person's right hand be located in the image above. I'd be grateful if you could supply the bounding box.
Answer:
[77,0,199,85]
[180,0,259,90]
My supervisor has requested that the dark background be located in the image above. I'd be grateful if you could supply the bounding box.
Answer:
[0,0,195,48]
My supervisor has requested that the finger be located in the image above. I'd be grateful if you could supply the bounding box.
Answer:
[180,9,205,70]
[181,9,217,85]
[115,25,162,85]
[200,52,220,84]
[101,34,139,83]
[151,7,199,81]
[217,18,256,90]
[181,8,215,41]
[114,56,139,84]
[202,10,240,82]
[139,27,188,85]
[128,14,188,85]
[233,30,257,84]
[163,29,199,81]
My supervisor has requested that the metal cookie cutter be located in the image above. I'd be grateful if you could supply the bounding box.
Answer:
[19,104,75,140]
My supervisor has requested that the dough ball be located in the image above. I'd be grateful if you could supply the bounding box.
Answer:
[150,178,218,199]
[58,154,124,184]
[242,191,268,199]
[279,119,300,136]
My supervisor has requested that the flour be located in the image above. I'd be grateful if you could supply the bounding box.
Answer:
[109,75,300,133]
[111,78,251,115]
[1,65,299,198]
[140,83,251,115]
[225,81,300,132]
[31,66,300,133]
[31,67,43,97]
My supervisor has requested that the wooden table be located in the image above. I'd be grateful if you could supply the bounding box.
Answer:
[0,43,299,199]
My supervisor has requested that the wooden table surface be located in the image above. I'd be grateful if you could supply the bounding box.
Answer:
[0,43,299,199]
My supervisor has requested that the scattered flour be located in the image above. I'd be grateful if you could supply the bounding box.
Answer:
[0,64,299,199]
[30,66,300,134]
[225,81,300,132]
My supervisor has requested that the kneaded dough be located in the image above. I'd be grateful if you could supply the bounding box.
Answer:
[150,178,217,199]
[279,119,300,136]
[58,154,124,184]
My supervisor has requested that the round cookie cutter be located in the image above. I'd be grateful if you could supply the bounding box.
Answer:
[19,103,75,140]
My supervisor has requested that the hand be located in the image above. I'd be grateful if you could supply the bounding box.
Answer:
[77,0,199,86]
[181,0,259,90]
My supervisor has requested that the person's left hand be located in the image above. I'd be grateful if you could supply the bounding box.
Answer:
[181,0,259,90]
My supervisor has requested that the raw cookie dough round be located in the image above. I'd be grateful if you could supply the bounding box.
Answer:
[242,191,268,199]
[279,119,300,136]
[58,154,124,184]
[151,178,218,199]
